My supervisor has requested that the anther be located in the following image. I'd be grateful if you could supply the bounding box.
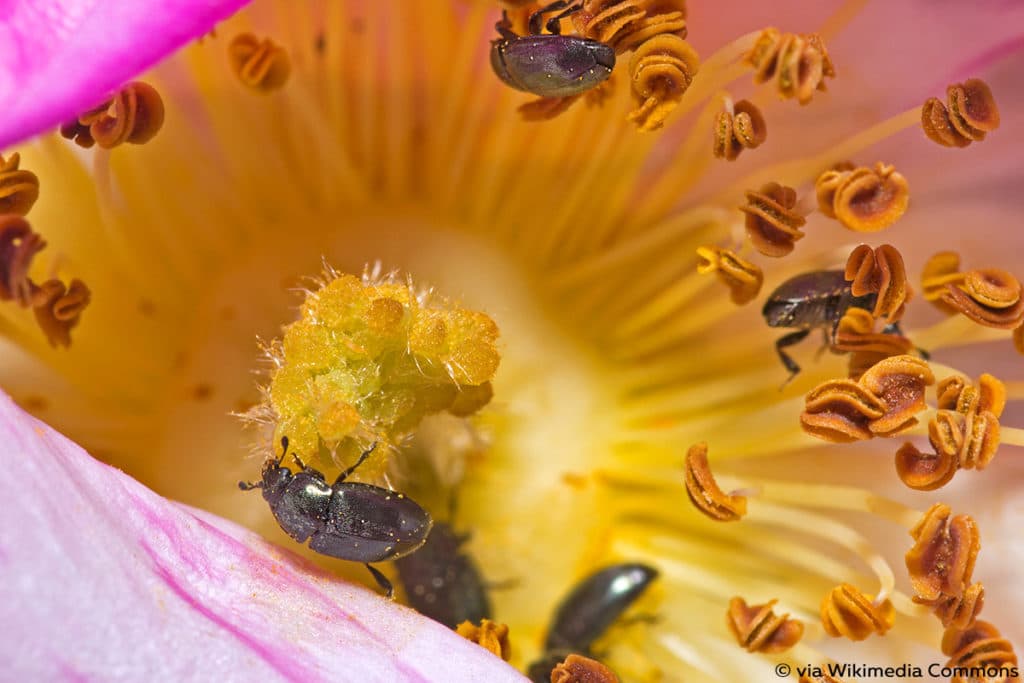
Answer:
[800,379,886,443]
[695,245,763,305]
[941,620,1018,679]
[726,597,804,653]
[820,584,895,641]
[831,309,913,380]
[455,619,512,661]
[61,82,165,149]
[921,79,999,148]
[0,215,46,306]
[573,0,688,53]
[815,162,909,232]
[228,33,292,93]
[745,28,834,104]
[683,442,747,521]
[739,182,805,257]
[31,278,92,348]
[918,582,985,631]
[905,503,979,604]
[627,33,700,131]
[550,653,620,683]
[0,153,40,216]
[1014,325,1024,356]
[923,252,1024,329]
[844,244,911,322]
[713,98,767,161]
[857,355,934,436]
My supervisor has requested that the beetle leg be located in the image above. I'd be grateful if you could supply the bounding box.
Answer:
[365,563,394,599]
[881,321,931,360]
[291,453,308,470]
[237,480,262,491]
[775,329,811,382]
[494,10,518,40]
[528,0,572,35]
[545,3,583,35]
[332,443,378,485]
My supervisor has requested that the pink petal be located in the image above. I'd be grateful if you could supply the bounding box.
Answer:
[0,0,251,149]
[0,391,526,682]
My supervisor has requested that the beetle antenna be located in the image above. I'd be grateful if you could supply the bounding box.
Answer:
[238,480,262,491]
[277,435,289,464]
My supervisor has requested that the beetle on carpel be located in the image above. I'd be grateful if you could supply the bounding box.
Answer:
[490,0,615,99]
[239,437,433,597]
[526,562,659,682]
[762,269,924,382]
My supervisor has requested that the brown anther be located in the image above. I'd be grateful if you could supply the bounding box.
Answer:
[921,79,1000,148]
[800,379,885,443]
[963,268,1021,309]
[820,584,895,641]
[745,28,834,104]
[941,620,1018,682]
[518,95,583,121]
[906,503,980,603]
[858,355,934,436]
[550,653,620,683]
[0,215,46,306]
[937,373,1006,419]
[0,153,40,216]
[1014,325,1024,355]
[572,0,687,53]
[626,33,700,131]
[942,279,1024,330]
[917,582,985,630]
[844,244,912,322]
[726,597,804,653]
[832,309,913,380]
[684,442,746,521]
[815,162,909,232]
[713,99,767,161]
[739,182,805,257]
[455,619,512,662]
[62,82,165,149]
[228,33,292,92]
[31,278,91,348]
[921,251,966,314]
[695,245,763,305]
[895,439,959,492]
[925,252,1024,329]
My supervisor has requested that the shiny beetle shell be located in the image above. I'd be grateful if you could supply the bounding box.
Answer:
[491,34,615,98]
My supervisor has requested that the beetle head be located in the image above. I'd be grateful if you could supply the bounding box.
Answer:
[762,298,802,328]
[258,460,293,505]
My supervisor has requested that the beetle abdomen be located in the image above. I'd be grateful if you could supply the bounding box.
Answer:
[496,36,614,98]
[315,484,433,563]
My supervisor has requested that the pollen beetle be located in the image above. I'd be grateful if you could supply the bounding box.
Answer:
[393,521,493,629]
[239,437,433,597]
[490,1,615,98]
[526,562,659,682]
[762,269,918,381]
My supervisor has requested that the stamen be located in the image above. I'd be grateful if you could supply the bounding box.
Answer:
[550,653,620,683]
[228,33,292,93]
[31,278,92,348]
[683,442,747,522]
[920,582,985,631]
[695,245,763,305]
[946,272,1023,330]
[832,309,913,380]
[256,268,500,470]
[739,182,805,257]
[894,415,961,491]
[455,619,512,661]
[843,244,911,322]
[905,503,979,604]
[921,79,1000,148]
[857,355,934,436]
[0,215,46,306]
[921,251,966,313]
[815,163,909,232]
[0,153,40,216]
[573,0,688,53]
[745,29,834,105]
[820,583,895,641]
[940,620,1018,678]
[800,379,886,443]
[712,98,767,161]
[626,34,700,131]
[60,82,165,149]
[726,597,803,653]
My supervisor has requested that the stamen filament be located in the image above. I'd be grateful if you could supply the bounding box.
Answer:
[998,426,1024,447]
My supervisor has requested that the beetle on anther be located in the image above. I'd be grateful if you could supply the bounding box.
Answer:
[490,1,615,98]
[762,269,922,382]
[239,437,433,597]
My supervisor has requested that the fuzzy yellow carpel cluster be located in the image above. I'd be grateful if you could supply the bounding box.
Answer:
[265,270,500,469]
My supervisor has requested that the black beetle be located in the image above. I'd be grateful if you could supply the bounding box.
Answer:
[239,437,433,597]
[393,521,493,629]
[526,562,659,682]
[762,269,917,381]
[490,1,615,99]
